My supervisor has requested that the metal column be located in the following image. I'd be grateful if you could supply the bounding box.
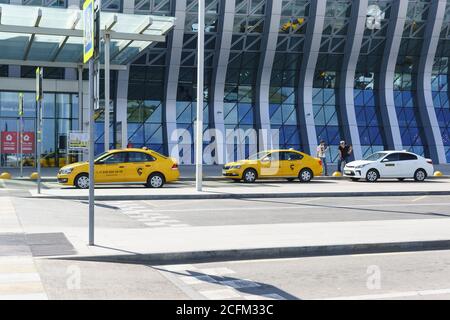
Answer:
[196,0,205,191]
[104,33,110,151]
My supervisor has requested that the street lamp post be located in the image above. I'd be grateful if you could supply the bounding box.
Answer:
[196,0,205,192]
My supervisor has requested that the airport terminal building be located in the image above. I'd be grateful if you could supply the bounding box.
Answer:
[0,0,449,167]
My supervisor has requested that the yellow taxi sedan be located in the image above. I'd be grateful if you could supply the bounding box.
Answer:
[57,148,179,188]
[222,149,323,183]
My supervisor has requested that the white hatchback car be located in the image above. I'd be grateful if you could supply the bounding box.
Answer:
[343,151,434,182]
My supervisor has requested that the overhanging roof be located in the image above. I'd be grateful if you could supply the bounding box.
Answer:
[0,4,175,69]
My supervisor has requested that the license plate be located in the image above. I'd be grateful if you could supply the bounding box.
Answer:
[344,170,352,175]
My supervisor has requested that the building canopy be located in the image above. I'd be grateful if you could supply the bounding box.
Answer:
[0,3,175,69]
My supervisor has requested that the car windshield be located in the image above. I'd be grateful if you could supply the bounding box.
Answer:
[94,151,110,162]
[247,152,270,160]
[364,152,387,161]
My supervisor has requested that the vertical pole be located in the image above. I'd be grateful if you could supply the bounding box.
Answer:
[37,100,42,194]
[16,118,19,170]
[104,33,110,151]
[88,59,95,246]
[78,66,84,162]
[196,0,205,192]
[19,116,23,177]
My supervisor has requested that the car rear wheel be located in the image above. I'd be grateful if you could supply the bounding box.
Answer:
[74,173,89,189]
[242,169,257,183]
[414,169,427,182]
[366,169,379,182]
[146,172,165,188]
[298,168,313,182]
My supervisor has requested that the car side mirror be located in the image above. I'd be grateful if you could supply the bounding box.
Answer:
[261,157,270,162]
[381,158,388,162]
[95,159,104,165]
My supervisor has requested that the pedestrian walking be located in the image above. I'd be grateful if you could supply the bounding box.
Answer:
[316,140,329,176]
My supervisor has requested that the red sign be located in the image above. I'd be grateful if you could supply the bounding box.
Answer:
[1,132,35,154]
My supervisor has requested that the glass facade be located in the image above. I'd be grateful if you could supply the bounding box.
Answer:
[312,0,352,162]
[353,0,391,158]
[393,0,431,157]
[126,0,173,155]
[2,0,450,165]
[0,91,79,168]
[176,0,218,163]
[433,1,450,162]
[223,0,266,160]
[268,0,309,151]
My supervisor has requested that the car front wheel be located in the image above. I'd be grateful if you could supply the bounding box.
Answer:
[366,169,379,182]
[242,169,257,183]
[414,169,427,182]
[298,168,313,182]
[146,172,165,188]
[74,173,89,189]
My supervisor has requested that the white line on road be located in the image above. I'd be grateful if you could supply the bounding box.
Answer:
[143,202,450,213]
[0,180,5,188]
[320,288,450,300]
[412,195,428,202]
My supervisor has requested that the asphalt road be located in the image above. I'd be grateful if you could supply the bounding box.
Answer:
[33,249,450,300]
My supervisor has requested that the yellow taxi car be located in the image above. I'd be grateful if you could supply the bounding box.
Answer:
[222,149,323,183]
[57,148,179,188]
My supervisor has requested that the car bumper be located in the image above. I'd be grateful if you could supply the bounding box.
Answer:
[343,168,364,178]
[222,169,242,178]
[56,174,73,185]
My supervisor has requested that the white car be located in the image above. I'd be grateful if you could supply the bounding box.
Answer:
[343,151,434,182]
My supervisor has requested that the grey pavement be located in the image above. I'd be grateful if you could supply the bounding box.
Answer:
[151,250,450,300]
[2,192,450,299]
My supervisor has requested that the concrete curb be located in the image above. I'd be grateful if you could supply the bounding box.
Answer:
[50,240,450,265]
[11,175,450,183]
[29,189,450,200]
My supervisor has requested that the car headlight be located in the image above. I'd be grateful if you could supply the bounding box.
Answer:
[354,164,368,169]
[59,168,73,175]
[231,165,241,169]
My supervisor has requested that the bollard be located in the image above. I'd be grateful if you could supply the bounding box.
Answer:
[332,171,342,177]
[30,172,40,180]
[433,171,443,177]
[0,172,12,179]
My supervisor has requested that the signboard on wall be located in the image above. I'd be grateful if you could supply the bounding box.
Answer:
[1,132,35,153]
[68,131,89,150]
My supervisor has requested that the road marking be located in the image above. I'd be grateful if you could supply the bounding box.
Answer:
[0,273,41,283]
[221,279,261,289]
[0,180,6,188]
[143,202,450,213]
[320,288,450,300]
[412,195,428,202]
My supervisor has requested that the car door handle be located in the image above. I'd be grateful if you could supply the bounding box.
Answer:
[119,166,125,168]
[145,165,151,167]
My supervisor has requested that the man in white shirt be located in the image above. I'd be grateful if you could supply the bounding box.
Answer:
[316,140,329,176]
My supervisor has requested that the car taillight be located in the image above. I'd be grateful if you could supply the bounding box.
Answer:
[426,159,433,165]
[171,163,178,170]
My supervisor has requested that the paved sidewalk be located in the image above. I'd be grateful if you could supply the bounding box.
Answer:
[33,218,450,264]
[28,178,450,200]
[0,198,47,300]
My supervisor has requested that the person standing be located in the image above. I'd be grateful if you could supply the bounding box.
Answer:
[338,141,352,172]
[316,140,329,176]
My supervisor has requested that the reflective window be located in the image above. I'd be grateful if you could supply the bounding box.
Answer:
[127,151,155,162]
[394,0,431,157]
[0,91,79,168]
[432,1,450,162]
